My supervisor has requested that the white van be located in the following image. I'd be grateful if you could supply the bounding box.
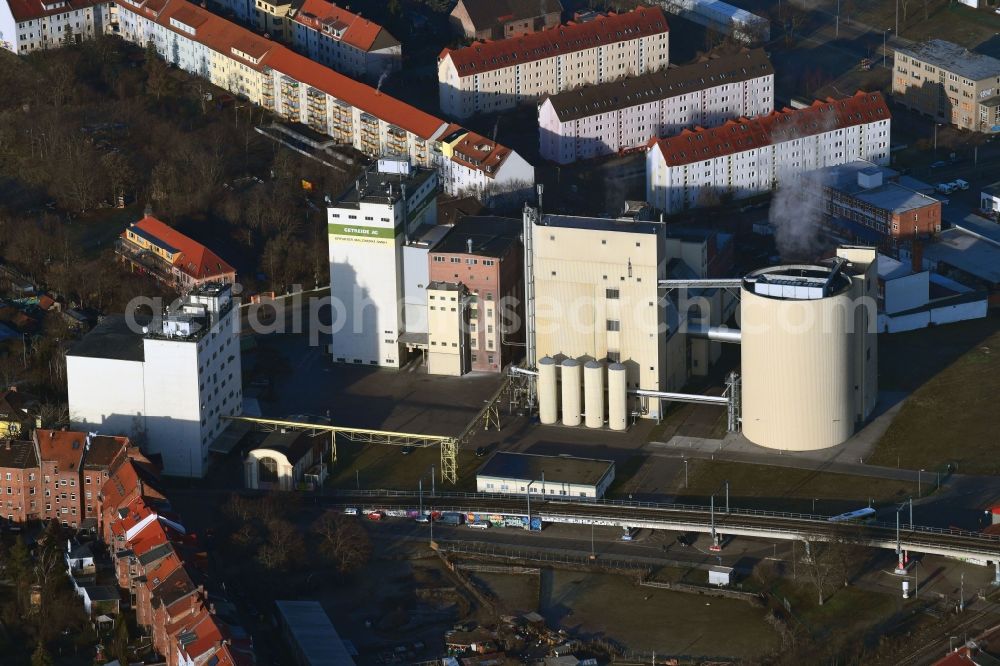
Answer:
[936,183,955,194]
[467,520,490,530]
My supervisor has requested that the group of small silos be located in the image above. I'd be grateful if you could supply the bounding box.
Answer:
[536,357,628,430]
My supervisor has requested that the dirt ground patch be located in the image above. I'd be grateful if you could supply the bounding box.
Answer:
[537,570,778,657]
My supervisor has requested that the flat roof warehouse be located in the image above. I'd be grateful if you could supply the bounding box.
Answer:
[478,452,615,487]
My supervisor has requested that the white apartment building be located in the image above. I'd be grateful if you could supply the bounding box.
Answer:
[528,210,688,420]
[539,48,774,164]
[328,158,439,368]
[438,6,670,119]
[105,0,531,190]
[66,284,242,478]
[646,91,892,215]
[0,0,113,53]
[289,0,400,82]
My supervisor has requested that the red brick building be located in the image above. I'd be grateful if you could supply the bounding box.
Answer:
[428,216,524,373]
[0,440,39,523]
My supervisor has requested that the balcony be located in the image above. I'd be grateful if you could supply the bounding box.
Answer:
[115,238,175,287]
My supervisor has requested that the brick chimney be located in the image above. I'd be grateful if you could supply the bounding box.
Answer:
[911,238,924,273]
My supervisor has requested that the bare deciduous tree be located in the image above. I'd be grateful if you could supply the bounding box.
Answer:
[313,512,373,575]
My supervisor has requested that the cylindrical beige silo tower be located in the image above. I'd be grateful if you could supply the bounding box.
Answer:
[561,359,582,426]
[607,362,628,431]
[740,265,855,451]
[584,360,604,428]
[538,357,558,425]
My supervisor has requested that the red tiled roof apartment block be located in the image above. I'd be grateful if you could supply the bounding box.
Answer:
[645,91,891,215]
[288,0,401,82]
[450,0,563,41]
[108,0,532,195]
[0,0,112,53]
[117,215,236,293]
[438,6,670,119]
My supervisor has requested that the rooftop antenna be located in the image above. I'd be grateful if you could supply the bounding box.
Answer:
[536,183,544,215]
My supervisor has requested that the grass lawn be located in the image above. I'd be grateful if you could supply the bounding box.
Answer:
[676,460,919,514]
[853,0,999,46]
[764,577,899,641]
[870,324,1000,474]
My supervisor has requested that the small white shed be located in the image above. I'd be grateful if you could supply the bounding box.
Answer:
[709,565,734,586]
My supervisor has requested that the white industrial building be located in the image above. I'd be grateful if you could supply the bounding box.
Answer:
[438,6,670,119]
[327,158,439,368]
[646,91,892,214]
[539,48,774,164]
[66,283,242,477]
[876,254,988,333]
[657,0,769,44]
[526,210,682,421]
[425,282,470,376]
[0,0,113,53]
[476,451,615,499]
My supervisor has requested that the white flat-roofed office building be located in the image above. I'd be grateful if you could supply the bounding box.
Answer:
[892,39,1000,133]
[327,158,439,368]
[476,451,615,499]
[66,283,242,478]
[539,48,774,164]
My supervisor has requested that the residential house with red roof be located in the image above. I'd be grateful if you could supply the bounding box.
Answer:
[450,0,563,41]
[0,0,113,53]
[437,126,535,203]
[438,6,670,119]
[645,91,892,214]
[289,0,401,82]
[117,215,236,293]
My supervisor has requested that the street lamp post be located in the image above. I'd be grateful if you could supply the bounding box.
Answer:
[909,497,913,527]
[419,477,423,517]
[836,0,840,38]
[431,465,436,496]
[960,572,965,612]
[883,29,892,70]
[919,469,924,497]
[725,480,730,513]
[813,498,817,513]
[684,459,689,488]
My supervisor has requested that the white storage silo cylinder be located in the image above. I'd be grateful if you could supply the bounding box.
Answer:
[607,362,627,431]
[741,266,855,451]
[584,361,604,428]
[538,357,558,425]
[561,359,582,427]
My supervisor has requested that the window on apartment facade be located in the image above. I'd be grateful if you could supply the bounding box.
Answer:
[606,320,620,332]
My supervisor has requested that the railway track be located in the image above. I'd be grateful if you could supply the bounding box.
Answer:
[329,490,1000,561]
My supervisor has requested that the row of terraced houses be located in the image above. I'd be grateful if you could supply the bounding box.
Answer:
[0,0,535,201]
[0,430,253,666]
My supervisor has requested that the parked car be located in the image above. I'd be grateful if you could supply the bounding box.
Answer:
[930,160,947,169]
[400,445,414,455]
[475,444,493,457]
[936,182,955,194]
[468,520,490,530]
[953,179,969,191]
[367,510,385,521]
[343,507,359,516]
[414,514,431,524]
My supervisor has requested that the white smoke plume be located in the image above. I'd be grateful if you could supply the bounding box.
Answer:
[768,168,830,261]
[766,99,839,261]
